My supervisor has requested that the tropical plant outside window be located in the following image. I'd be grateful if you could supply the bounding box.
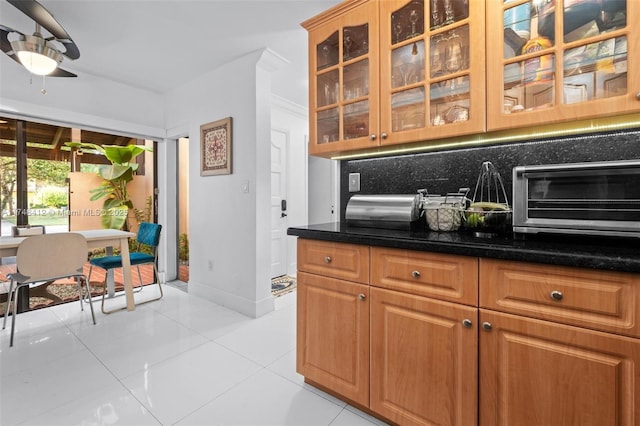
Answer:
[65,142,152,230]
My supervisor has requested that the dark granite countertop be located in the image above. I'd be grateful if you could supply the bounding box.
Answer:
[288,222,640,274]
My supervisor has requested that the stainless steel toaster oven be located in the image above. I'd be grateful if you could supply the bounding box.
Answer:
[512,159,640,238]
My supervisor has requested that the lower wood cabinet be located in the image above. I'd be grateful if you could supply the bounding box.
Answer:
[479,309,640,426]
[296,238,640,425]
[296,271,370,406]
[370,287,478,426]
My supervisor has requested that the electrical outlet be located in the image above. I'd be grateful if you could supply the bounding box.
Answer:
[348,173,361,192]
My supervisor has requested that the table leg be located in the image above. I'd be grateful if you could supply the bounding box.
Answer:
[119,237,135,311]
[105,246,115,297]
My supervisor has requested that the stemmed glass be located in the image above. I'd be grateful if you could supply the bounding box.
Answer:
[394,22,403,44]
[344,36,353,59]
[444,30,462,73]
[409,9,419,35]
[321,45,330,68]
[431,0,441,29]
[443,0,455,25]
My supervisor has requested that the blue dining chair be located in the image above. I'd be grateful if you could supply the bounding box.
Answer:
[87,222,163,313]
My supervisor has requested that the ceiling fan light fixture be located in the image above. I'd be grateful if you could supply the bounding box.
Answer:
[11,34,63,75]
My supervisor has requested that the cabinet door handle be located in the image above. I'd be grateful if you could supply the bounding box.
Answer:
[482,322,492,331]
[324,256,332,264]
[636,92,640,100]
[381,132,388,139]
[370,134,377,141]
[550,290,563,301]
[411,270,421,279]
[358,293,366,301]
[462,319,473,328]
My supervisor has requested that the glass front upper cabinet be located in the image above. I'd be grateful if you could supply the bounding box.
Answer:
[487,0,638,131]
[304,0,379,157]
[379,0,486,145]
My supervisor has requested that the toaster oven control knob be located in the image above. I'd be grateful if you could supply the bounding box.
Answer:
[550,290,563,301]
[462,319,473,328]
[411,270,421,279]
[324,256,332,264]
[370,134,377,141]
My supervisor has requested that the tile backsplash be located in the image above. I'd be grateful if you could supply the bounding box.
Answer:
[340,128,640,221]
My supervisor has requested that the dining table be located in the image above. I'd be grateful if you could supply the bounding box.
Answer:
[0,229,137,312]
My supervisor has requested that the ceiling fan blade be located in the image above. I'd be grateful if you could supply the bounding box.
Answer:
[48,67,77,78]
[6,0,80,60]
[7,0,69,40]
[0,25,23,63]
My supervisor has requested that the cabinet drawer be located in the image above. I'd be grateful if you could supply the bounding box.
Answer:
[371,247,478,305]
[480,259,640,338]
[297,238,370,284]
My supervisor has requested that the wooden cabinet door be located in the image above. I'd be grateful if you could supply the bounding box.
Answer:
[303,0,380,157]
[371,287,478,426]
[296,271,370,406]
[486,0,640,131]
[480,309,640,426]
[378,0,486,146]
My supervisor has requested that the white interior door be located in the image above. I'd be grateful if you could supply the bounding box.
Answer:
[270,129,288,278]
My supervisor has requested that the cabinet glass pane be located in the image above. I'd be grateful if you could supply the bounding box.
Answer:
[392,0,425,45]
[317,108,339,144]
[392,41,425,88]
[430,76,469,124]
[344,59,370,101]
[503,55,555,112]
[392,88,425,131]
[430,75,469,101]
[599,0,627,33]
[317,70,339,107]
[430,0,469,29]
[317,31,339,71]
[564,36,627,104]
[503,2,532,59]
[343,24,369,61]
[343,101,370,140]
[430,25,469,78]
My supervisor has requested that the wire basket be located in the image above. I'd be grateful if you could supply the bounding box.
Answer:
[463,161,512,236]
[425,204,465,231]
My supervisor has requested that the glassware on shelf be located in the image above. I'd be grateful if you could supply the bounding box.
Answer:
[431,0,442,29]
[444,30,463,73]
[410,9,419,35]
[344,36,353,59]
[443,0,455,25]
[394,22,403,44]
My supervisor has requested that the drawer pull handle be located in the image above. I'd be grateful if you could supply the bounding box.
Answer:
[462,319,473,328]
[324,256,332,264]
[411,270,421,279]
[482,322,492,331]
[550,290,563,301]
[358,293,366,301]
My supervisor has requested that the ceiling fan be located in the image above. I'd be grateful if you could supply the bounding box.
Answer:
[0,0,79,77]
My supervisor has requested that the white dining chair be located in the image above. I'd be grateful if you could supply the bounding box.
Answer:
[2,233,96,347]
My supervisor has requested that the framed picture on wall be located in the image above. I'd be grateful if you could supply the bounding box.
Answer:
[200,117,232,176]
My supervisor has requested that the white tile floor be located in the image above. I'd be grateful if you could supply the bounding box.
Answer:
[0,284,388,426]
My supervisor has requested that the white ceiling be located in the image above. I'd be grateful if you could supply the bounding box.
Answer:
[0,0,341,106]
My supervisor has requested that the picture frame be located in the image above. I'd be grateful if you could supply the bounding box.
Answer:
[200,117,232,176]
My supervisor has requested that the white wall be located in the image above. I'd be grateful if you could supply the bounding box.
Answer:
[164,49,287,317]
[0,67,165,138]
